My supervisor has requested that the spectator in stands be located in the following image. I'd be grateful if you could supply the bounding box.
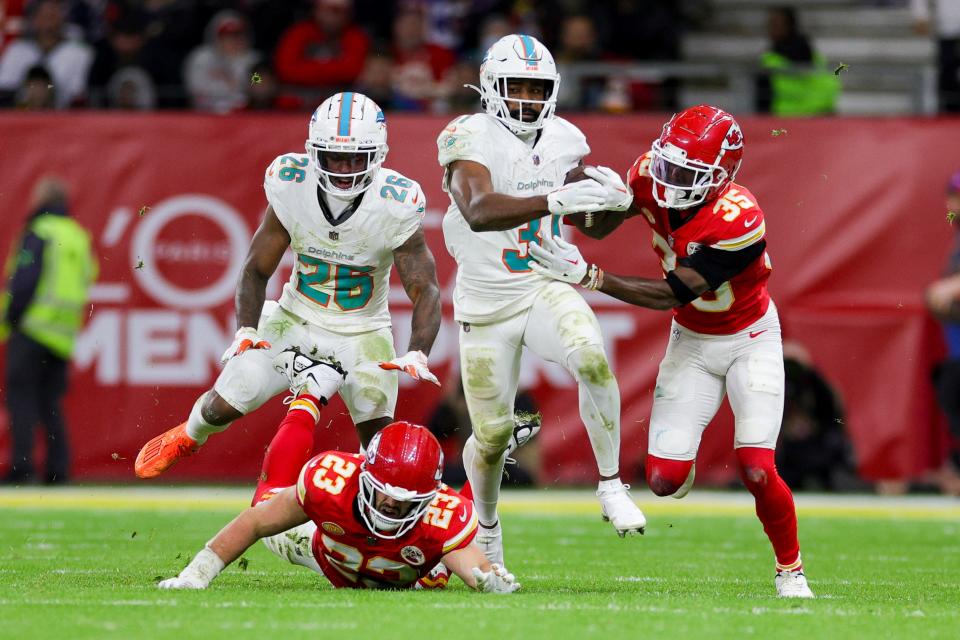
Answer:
[0,0,92,108]
[756,6,840,116]
[184,11,261,113]
[274,0,370,93]
[0,176,97,485]
[554,14,604,111]
[926,170,960,472]
[15,63,55,109]
[88,12,150,108]
[391,5,455,110]
[776,340,857,491]
[912,0,960,112]
[437,58,479,113]
[593,0,681,61]
[106,65,156,110]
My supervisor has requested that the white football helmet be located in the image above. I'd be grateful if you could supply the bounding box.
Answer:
[474,34,560,133]
[306,92,388,197]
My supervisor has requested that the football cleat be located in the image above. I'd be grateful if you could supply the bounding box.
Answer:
[273,348,347,403]
[135,422,200,479]
[414,562,450,590]
[504,411,541,467]
[597,483,647,537]
[776,570,815,598]
[475,520,505,568]
[671,463,696,499]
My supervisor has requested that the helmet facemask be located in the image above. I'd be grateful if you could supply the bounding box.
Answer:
[480,75,558,133]
[358,469,437,540]
[650,140,731,210]
[306,142,387,199]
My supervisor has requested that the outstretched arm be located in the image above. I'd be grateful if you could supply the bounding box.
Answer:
[158,488,308,589]
[443,544,521,593]
[599,266,709,310]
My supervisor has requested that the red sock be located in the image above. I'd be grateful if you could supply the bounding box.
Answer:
[736,447,801,570]
[459,480,473,501]
[252,395,321,505]
[645,455,695,497]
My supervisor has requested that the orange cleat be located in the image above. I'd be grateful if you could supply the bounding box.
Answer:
[135,422,200,479]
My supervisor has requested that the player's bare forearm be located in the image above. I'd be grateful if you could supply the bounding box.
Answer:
[443,544,492,590]
[235,207,290,328]
[393,228,441,354]
[449,160,549,231]
[599,266,710,310]
[208,488,308,566]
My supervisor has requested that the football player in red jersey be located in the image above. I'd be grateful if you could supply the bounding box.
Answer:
[528,105,813,598]
[157,349,520,593]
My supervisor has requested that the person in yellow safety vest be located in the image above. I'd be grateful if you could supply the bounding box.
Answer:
[0,176,97,484]
[756,7,840,116]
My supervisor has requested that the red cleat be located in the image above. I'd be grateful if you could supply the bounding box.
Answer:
[135,422,200,479]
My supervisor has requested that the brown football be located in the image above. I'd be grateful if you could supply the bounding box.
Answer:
[563,165,599,227]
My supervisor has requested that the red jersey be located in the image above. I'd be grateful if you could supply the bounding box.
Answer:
[296,451,478,589]
[627,152,772,334]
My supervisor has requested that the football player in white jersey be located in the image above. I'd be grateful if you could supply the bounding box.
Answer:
[135,92,443,479]
[437,34,647,566]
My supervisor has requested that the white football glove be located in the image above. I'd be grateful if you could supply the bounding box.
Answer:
[220,327,271,363]
[528,233,588,284]
[472,563,521,594]
[546,179,608,216]
[378,350,440,386]
[157,547,225,590]
[584,165,632,212]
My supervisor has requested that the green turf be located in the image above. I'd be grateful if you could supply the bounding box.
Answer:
[1,497,957,640]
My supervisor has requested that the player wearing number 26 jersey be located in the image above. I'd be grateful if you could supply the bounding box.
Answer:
[135,92,443,481]
[157,351,519,593]
[529,105,813,599]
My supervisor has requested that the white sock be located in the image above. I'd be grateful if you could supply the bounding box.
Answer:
[569,347,621,478]
[463,435,506,527]
[597,478,624,492]
[184,394,232,445]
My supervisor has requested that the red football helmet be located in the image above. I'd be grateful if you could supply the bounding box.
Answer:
[650,104,744,210]
[358,421,443,539]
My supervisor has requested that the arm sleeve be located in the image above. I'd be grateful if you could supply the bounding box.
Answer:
[6,232,45,326]
[679,240,767,290]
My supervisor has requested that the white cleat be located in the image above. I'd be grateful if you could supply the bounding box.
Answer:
[597,483,647,537]
[776,570,815,598]
[504,411,541,466]
[273,348,346,402]
[671,464,695,499]
[475,521,505,567]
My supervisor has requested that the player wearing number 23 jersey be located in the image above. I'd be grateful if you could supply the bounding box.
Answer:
[135,92,443,481]
[157,353,518,594]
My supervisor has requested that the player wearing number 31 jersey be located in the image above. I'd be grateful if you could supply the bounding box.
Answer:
[529,105,813,598]
[135,92,442,479]
[158,350,519,593]
[437,34,647,570]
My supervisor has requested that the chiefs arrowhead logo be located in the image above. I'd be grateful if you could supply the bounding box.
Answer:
[723,123,744,150]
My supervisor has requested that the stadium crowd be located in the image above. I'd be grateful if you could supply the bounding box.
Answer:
[0,0,683,112]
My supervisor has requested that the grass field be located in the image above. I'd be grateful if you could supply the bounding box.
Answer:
[1,488,957,640]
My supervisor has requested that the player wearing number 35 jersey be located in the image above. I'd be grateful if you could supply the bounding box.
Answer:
[437,34,647,570]
[135,92,443,480]
[529,105,813,599]
[158,350,519,593]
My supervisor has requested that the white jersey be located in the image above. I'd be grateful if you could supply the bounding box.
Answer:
[264,153,425,334]
[438,113,589,323]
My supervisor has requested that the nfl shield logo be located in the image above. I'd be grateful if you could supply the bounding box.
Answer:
[329,231,339,241]
[532,154,540,166]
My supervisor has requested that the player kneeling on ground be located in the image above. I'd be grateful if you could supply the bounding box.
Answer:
[158,349,519,593]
